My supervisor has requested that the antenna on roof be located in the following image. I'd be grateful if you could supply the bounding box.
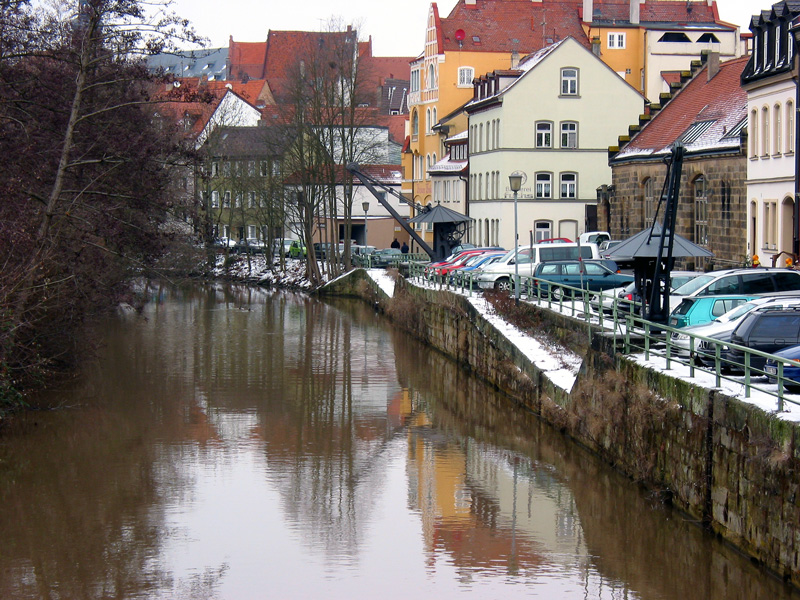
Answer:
[455,29,465,49]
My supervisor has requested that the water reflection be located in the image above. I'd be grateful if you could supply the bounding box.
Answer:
[0,281,796,599]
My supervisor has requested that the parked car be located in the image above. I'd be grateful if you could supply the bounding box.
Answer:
[579,231,610,245]
[314,242,332,259]
[448,243,476,255]
[669,268,800,312]
[272,239,294,257]
[538,237,573,244]
[288,240,307,258]
[764,344,800,392]
[598,240,634,269]
[726,307,800,373]
[425,247,504,277]
[476,242,600,291]
[370,247,403,268]
[591,271,702,315]
[532,259,634,299]
[671,296,800,360]
[214,237,237,249]
[451,252,507,286]
[234,238,265,254]
[668,295,757,329]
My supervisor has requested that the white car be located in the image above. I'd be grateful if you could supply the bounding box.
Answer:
[669,295,800,357]
[590,271,702,315]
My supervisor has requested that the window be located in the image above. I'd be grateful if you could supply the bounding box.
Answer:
[211,161,219,176]
[248,191,256,208]
[560,173,577,198]
[774,103,782,155]
[762,106,770,156]
[694,176,708,246]
[272,161,281,177]
[211,190,219,208]
[607,32,626,49]
[412,111,419,136]
[561,68,578,95]
[427,64,436,89]
[248,225,257,238]
[536,122,552,148]
[644,178,655,227]
[697,33,720,44]
[223,191,231,208]
[247,161,255,176]
[411,68,420,92]
[458,67,474,87]
[658,32,691,43]
[750,108,759,158]
[222,161,231,176]
[259,160,268,177]
[560,122,577,148]
[426,108,431,134]
[535,173,552,198]
[534,221,552,242]
[788,100,795,153]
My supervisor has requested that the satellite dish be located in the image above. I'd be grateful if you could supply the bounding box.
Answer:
[455,29,466,41]
[172,81,181,88]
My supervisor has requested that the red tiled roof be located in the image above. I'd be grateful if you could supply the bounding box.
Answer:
[584,0,726,25]
[439,0,590,53]
[661,71,682,86]
[619,56,748,155]
[228,38,268,80]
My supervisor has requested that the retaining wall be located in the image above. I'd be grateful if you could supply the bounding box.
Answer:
[319,271,800,586]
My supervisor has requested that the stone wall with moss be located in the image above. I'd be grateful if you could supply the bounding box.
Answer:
[321,272,800,587]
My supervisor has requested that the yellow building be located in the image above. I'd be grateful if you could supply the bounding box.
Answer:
[403,0,739,253]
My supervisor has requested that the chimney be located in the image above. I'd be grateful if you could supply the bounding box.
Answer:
[511,49,520,69]
[707,52,720,81]
[629,0,640,25]
[465,0,476,5]
[583,0,594,22]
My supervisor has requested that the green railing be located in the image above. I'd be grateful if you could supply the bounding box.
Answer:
[401,260,799,413]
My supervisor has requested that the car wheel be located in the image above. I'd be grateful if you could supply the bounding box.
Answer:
[785,383,800,394]
[551,286,564,301]
[494,278,511,292]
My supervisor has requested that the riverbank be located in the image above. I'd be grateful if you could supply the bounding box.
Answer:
[322,267,800,590]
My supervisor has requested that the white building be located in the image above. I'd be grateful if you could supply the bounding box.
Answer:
[465,36,645,248]
[741,1,800,262]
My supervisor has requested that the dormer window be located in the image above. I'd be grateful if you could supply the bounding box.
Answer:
[696,33,720,44]
[658,32,691,43]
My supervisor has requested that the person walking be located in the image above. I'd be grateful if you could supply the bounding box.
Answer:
[401,241,409,254]
[391,238,400,249]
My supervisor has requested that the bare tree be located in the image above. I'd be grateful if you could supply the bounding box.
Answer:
[0,0,201,406]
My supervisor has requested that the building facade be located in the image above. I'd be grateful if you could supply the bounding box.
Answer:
[465,37,645,248]
[606,55,749,269]
[741,0,800,264]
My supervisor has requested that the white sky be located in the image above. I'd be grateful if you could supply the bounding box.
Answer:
[166,0,759,58]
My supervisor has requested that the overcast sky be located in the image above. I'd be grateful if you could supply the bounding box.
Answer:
[165,0,760,58]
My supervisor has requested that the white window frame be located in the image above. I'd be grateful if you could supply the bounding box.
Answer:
[535,121,553,148]
[535,172,552,199]
[560,173,577,199]
[560,121,578,148]
[607,32,626,49]
[561,68,579,96]
[458,66,475,87]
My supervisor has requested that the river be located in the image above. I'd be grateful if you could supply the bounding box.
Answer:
[0,281,795,599]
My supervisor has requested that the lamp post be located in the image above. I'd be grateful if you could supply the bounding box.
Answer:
[509,172,524,304]
[362,200,370,252]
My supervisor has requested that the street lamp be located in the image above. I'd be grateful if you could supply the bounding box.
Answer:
[362,201,370,247]
[509,172,524,304]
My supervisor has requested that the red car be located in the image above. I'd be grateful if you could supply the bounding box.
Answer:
[424,247,503,277]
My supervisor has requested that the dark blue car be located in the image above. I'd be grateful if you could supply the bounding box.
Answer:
[765,344,800,392]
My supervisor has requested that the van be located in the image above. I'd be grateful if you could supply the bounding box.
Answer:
[476,242,600,291]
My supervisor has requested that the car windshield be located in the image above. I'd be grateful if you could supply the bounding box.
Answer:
[672,274,715,296]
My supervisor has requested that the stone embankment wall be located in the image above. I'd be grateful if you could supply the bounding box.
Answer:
[320,271,800,587]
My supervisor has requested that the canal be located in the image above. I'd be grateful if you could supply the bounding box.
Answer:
[0,281,796,599]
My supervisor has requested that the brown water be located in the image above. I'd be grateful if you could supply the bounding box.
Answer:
[0,281,796,599]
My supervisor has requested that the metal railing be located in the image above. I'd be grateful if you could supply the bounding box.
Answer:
[401,260,800,413]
